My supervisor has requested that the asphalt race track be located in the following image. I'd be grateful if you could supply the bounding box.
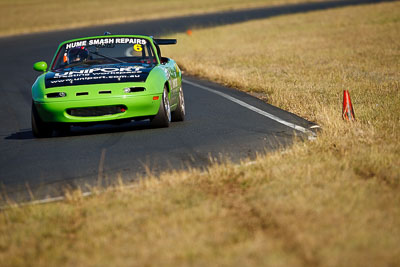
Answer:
[0,0,386,203]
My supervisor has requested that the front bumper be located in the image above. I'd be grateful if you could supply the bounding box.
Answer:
[34,94,161,123]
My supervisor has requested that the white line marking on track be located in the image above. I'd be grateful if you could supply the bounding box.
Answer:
[0,184,139,209]
[310,125,321,129]
[0,191,94,209]
[183,79,317,138]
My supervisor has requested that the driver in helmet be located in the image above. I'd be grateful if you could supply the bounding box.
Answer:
[67,46,89,64]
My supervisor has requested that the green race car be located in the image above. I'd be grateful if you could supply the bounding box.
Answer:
[31,34,185,137]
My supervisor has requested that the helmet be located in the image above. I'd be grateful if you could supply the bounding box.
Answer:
[67,47,89,64]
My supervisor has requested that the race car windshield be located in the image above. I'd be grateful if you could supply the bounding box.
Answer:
[52,37,156,70]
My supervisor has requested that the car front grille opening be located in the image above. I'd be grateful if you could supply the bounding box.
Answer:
[76,92,89,96]
[67,105,127,117]
[99,90,112,94]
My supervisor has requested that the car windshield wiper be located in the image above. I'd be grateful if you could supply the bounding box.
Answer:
[90,51,127,63]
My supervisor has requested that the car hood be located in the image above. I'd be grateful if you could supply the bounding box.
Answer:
[44,64,153,88]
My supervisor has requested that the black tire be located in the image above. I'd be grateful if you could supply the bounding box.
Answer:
[31,102,53,138]
[54,123,71,136]
[150,86,171,128]
[171,86,185,122]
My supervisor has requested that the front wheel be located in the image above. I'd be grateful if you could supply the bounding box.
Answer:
[31,102,53,138]
[171,86,185,122]
[150,86,171,128]
[54,123,71,136]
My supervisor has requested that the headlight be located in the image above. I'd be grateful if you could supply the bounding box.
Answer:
[123,87,146,93]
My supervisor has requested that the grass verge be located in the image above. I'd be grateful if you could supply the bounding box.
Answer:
[1,1,400,266]
[0,0,318,37]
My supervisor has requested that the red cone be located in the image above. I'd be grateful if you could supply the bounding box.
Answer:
[342,90,355,121]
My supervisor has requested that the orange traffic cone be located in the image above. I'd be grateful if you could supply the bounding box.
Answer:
[186,29,193,36]
[342,90,355,121]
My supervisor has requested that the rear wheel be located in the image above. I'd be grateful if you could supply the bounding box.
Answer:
[150,86,171,128]
[171,87,185,122]
[31,102,53,138]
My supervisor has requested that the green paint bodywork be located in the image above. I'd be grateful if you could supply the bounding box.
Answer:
[31,35,182,124]
[33,61,47,72]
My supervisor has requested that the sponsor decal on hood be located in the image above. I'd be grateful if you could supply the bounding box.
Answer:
[45,65,152,88]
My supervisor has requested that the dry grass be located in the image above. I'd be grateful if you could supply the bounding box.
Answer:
[1,2,400,267]
[0,0,318,37]
[162,1,400,124]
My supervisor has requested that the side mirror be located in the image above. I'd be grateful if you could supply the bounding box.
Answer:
[33,61,48,72]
